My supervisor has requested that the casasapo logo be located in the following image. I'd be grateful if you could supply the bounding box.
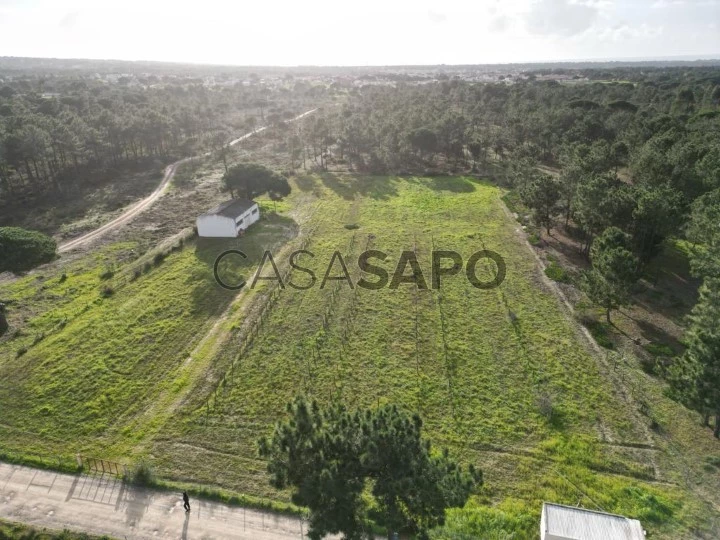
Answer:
[213,249,505,291]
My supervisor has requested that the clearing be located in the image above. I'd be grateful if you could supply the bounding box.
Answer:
[1,174,719,538]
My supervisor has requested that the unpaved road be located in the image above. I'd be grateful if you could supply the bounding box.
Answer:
[58,109,318,254]
[0,462,312,539]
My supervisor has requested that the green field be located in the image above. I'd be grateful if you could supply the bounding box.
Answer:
[1,174,719,538]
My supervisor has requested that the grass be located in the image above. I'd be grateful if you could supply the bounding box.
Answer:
[0,519,114,539]
[0,212,296,464]
[544,260,572,284]
[1,174,718,538]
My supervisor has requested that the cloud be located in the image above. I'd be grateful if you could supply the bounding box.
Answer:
[597,23,664,41]
[428,10,447,24]
[488,14,511,32]
[525,0,599,36]
[59,11,79,29]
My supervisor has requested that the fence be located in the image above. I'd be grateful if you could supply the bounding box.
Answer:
[76,454,127,477]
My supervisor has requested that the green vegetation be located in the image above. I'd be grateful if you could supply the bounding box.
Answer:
[0,212,295,464]
[0,227,56,273]
[582,227,640,323]
[259,397,480,539]
[0,519,113,540]
[544,260,571,284]
[668,278,720,437]
[1,173,717,537]
[222,162,292,200]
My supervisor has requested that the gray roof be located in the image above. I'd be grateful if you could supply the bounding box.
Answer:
[542,503,645,540]
[201,199,257,219]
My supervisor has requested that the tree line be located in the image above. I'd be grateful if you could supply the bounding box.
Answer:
[0,77,316,205]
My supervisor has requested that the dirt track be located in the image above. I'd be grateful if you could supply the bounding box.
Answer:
[0,462,318,539]
[58,109,317,254]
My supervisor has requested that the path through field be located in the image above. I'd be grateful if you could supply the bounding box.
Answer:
[58,108,317,254]
[0,462,315,539]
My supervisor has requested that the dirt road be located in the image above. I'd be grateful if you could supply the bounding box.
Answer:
[58,109,317,254]
[0,462,311,539]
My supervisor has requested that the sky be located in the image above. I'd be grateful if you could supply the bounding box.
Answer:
[0,0,718,66]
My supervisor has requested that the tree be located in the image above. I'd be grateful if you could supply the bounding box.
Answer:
[631,185,683,266]
[259,399,367,540]
[222,163,291,201]
[686,188,720,279]
[519,173,560,234]
[407,128,438,159]
[582,227,640,323]
[208,128,231,172]
[574,174,635,254]
[259,398,481,540]
[667,277,720,437]
[362,406,480,537]
[0,227,57,273]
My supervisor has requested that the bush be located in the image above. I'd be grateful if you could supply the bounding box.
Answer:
[0,227,57,273]
[100,285,114,298]
[581,317,614,349]
[644,342,674,357]
[0,304,7,336]
[127,461,155,486]
[545,261,571,283]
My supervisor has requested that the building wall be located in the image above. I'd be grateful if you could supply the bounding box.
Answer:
[197,204,260,237]
[236,204,260,231]
[196,214,237,237]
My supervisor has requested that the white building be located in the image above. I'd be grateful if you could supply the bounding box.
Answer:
[196,199,260,238]
[541,503,645,540]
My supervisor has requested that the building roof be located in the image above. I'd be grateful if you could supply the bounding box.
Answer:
[200,199,257,219]
[542,503,645,540]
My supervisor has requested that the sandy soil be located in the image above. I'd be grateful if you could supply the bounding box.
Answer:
[0,462,318,539]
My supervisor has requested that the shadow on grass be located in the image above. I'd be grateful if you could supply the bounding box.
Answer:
[635,318,684,355]
[319,173,399,201]
[189,213,298,315]
[294,174,321,193]
[420,176,477,193]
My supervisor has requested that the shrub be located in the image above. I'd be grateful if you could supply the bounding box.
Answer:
[344,223,360,230]
[100,285,114,298]
[545,261,571,283]
[0,304,7,336]
[581,317,614,349]
[528,232,541,246]
[0,227,57,273]
[127,461,155,486]
[643,342,674,357]
[99,267,115,280]
[153,252,166,266]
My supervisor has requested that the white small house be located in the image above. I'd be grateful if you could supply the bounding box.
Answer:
[196,199,260,238]
[541,503,645,540]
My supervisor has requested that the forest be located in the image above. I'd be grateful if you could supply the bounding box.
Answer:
[0,71,324,211]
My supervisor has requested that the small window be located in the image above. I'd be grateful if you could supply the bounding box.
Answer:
[252,208,258,215]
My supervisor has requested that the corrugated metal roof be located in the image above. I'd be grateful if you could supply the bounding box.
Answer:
[201,199,257,219]
[542,502,645,540]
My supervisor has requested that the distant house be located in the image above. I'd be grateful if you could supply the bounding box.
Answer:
[196,199,260,238]
[541,503,645,540]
